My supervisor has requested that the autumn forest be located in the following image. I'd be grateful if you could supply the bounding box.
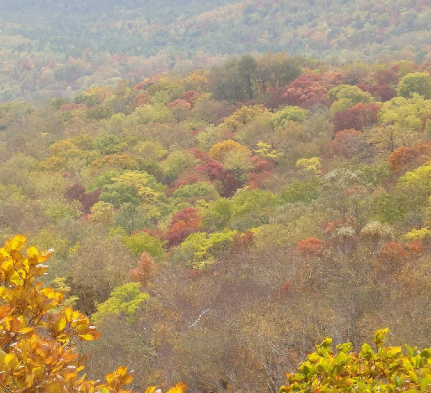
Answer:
[2,1,431,393]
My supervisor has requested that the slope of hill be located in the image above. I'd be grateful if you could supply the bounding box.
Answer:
[2,53,431,390]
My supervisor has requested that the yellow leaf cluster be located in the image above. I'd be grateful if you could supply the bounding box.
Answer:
[0,235,186,393]
[209,140,251,163]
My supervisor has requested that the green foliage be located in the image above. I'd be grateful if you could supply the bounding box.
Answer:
[43,199,82,223]
[282,179,321,204]
[94,283,150,323]
[371,192,406,224]
[270,106,307,128]
[200,198,233,231]
[398,72,431,99]
[132,103,173,124]
[329,84,373,103]
[329,84,373,113]
[380,94,431,131]
[160,151,198,183]
[174,229,237,268]
[221,105,269,131]
[123,232,165,258]
[114,203,158,234]
[173,182,219,203]
[100,182,141,208]
[99,171,163,208]
[280,329,431,393]
[397,163,431,209]
[229,189,281,230]
[95,133,128,155]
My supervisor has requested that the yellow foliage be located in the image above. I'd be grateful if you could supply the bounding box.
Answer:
[404,227,431,241]
[0,235,185,393]
[295,157,322,174]
[91,153,140,172]
[255,141,283,159]
[210,139,251,163]
[49,139,80,157]
[38,156,67,171]
[220,105,268,132]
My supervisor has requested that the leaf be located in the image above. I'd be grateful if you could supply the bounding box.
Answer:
[420,376,431,392]
[8,235,27,251]
[57,315,67,332]
[167,382,187,393]
[374,328,389,348]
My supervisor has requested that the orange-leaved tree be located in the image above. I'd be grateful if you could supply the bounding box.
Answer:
[0,234,185,393]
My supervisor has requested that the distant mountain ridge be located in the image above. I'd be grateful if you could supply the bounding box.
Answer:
[1,0,430,59]
[1,0,430,102]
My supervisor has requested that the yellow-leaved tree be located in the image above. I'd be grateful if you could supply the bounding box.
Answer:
[280,329,431,392]
[0,235,185,393]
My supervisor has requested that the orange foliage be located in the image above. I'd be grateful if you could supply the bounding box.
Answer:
[231,230,255,250]
[130,252,157,288]
[296,238,324,255]
[377,241,407,263]
[324,129,362,159]
[388,143,431,173]
[165,207,202,247]
[0,235,185,393]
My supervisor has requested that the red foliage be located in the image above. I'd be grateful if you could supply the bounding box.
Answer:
[168,174,201,195]
[189,148,211,163]
[406,241,424,255]
[332,103,381,132]
[182,90,200,105]
[377,241,407,263]
[231,230,255,250]
[129,252,156,288]
[65,183,85,202]
[165,207,202,247]
[195,160,225,181]
[246,157,274,188]
[323,218,343,234]
[192,150,243,196]
[133,76,160,91]
[324,129,362,159]
[296,237,324,255]
[358,83,396,102]
[388,143,431,173]
[132,93,151,108]
[265,88,288,110]
[65,183,101,214]
[167,99,192,110]
[279,279,292,296]
[170,207,201,226]
[138,228,165,239]
[323,217,357,234]
[251,156,274,173]
[221,173,242,197]
[246,171,271,189]
[81,189,102,214]
[266,71,341,109]
[374,69,399,86]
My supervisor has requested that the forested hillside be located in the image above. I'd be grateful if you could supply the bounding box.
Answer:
[2,53,431,391]
[1,0,431,101]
